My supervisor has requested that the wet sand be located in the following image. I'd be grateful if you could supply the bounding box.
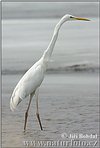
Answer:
[2,16,99,148]
[2,73,99,147]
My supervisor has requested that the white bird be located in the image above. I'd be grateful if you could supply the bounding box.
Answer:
[10,14,90,131]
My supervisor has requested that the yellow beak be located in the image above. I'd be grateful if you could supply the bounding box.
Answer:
[74,17,90,21]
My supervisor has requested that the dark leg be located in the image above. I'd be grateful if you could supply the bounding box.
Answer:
[35,89,43,130]
[24,93,33,132]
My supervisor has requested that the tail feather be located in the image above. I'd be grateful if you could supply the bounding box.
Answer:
[10,95,22,111]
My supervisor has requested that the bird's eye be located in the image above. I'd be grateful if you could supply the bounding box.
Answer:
[70,16,73,18]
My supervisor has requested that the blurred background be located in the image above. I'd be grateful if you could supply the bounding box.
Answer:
[2,2,99,147]
[2,2,99,74]
[2,2,99,19]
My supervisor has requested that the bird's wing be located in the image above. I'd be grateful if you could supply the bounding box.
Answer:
[10,63,45,111]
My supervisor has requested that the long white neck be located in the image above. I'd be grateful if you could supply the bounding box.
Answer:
[42,16,66,63]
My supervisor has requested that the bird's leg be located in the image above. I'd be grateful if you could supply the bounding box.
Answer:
[36,100,43,130]
[35,89,43,130]
[24,93,33,132]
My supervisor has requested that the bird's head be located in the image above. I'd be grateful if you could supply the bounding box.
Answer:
[62,14,90,22]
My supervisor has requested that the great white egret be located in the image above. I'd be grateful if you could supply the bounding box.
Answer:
[10,14,90,131]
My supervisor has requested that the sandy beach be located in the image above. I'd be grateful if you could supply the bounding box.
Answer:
[2,72,99,147]
[2,3,99,147]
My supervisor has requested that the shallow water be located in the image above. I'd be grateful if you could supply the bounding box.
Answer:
[2,18,99,72]
[2,18,99,147]
[2,73,99,147]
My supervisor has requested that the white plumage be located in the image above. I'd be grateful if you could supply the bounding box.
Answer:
[10,14,90,131]
[10,57,46,111]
